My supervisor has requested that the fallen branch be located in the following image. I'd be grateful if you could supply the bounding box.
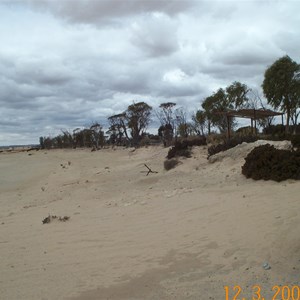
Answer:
[142,164,158,176]
[62,181,79,186]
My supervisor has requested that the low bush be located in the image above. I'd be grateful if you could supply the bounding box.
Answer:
[291,135,300,148]
[206,133,226,145]
[263,124,300,135]
[167,145,191,159]
[185,136,207,147]
[236,126,258,135]
[263,134,292,142]
[263,124,285,135]
[164,159,179,171]
[208,136,258,157]
[242,144,300,182]
[167,136,206,159]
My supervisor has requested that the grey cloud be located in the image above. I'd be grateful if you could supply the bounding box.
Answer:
[130,15,179,57]
[274,30,300,60]
[28,0,194,25]
[1,0,300,146]
[213,37,283,68]
[18,67,73,86]
[12,58,74,86]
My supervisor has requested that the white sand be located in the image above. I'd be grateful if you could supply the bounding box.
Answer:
[0,145,299,300]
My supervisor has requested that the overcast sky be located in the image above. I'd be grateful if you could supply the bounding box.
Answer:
[0,0,299,145]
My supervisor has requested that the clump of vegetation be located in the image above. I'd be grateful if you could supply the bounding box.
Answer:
[167,137,206,159]
[263,124,285,136]
[242,144,300,182]
[291,135,300,148]
[167,143,191,159]
[164,159,179,171]
[236,126,258,136]
[40,123,105,150]
[208,136,258,157]
[185,136,207,147]
[42,215,70,224]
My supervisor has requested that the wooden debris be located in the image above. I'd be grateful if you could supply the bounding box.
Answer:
[142,164,158,176]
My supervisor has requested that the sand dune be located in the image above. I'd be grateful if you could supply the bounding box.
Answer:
[0,145,299,299]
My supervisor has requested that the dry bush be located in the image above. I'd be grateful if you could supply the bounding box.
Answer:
[242,144,300,182]
[167,137,206,159]
[206,133,226,145]
[291,135,300,148]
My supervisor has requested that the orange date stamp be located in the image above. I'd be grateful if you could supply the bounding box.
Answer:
[224,285,300,300]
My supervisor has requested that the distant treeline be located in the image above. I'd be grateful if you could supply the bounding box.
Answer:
[40,55,300,150]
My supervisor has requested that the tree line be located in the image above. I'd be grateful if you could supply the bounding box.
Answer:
[40,55,300,149]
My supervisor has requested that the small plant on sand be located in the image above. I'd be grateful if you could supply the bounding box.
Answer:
[164,159,179,171]
[242,144,300,181]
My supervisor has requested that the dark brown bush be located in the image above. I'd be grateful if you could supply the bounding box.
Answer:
[291,135,300,148]
[167,136,206,159]
[242,144,300,182]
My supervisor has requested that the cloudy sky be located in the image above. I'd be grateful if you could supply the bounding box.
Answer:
[0,0,299,145]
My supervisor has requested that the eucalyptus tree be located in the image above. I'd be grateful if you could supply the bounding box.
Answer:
[126,101,152,145]
[191,110,208,136]
[108,113,130,145]
[262,55,300,133]
[202,81,250,133]
[157,102,176,145]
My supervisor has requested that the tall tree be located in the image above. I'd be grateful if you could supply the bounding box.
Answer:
[202,82,249,133]
[262,55,300,133]
[202,88,231,133]
[90,122,105,149]
[157,102,176,126]
[191,110,208,136]
[108,113,130,145]
[126,101,152,146]
[226,81,250,109]
[175,107,188,138]
[157,102,176,146]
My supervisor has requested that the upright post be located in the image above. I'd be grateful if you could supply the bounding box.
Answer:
[227,115,231,140]
[254,109,257,135]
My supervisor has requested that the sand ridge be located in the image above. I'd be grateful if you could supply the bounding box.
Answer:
[0,145,299,299]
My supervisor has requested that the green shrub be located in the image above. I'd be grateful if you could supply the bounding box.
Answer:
[242,144,300,182]
[164,159,179,171]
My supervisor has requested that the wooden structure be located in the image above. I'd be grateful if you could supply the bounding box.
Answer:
[214,109,284,139]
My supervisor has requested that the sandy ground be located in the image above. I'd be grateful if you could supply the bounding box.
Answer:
[0,145,300,300]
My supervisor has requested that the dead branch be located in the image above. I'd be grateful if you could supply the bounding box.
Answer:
[142,164,158,176]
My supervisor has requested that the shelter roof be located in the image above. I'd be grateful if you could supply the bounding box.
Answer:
[214,108,283,119]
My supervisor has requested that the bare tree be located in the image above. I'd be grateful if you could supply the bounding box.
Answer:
[108,113,130,145]
[90,122,105,149]
[249,89,274,130]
